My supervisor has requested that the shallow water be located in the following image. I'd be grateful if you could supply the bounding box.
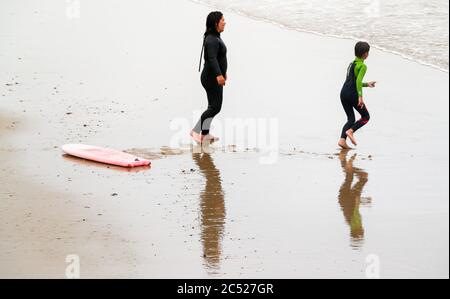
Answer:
[192,0,449,71]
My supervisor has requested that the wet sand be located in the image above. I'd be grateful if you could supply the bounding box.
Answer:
[0,0,448,278]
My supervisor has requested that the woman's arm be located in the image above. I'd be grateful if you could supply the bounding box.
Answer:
[205,37,222,77]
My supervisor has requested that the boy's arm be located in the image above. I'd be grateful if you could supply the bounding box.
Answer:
[356,64,367,97]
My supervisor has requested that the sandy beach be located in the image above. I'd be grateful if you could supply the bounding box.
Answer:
[0,0,448,278]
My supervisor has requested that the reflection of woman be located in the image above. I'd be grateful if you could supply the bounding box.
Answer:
[338,149,371,248]
[192,152,225,271]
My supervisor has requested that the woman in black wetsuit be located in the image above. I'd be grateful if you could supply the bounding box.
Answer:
[191,11,227,143]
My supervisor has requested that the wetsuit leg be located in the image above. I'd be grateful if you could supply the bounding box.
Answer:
[194,84,223,135]
[351,102,370,133]
[340,93,370,139]
[340,96,356,139]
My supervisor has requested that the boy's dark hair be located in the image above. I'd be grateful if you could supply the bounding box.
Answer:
[355,41,370,58]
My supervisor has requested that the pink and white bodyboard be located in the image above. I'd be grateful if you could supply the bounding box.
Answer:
[62,144,151,168]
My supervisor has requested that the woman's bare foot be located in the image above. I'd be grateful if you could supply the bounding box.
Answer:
[190,131,219,144]
[346,129,357,146]
[206,134,220,142]
[202,134,219,143]
[190,130,202,143]
[338,138,352,149]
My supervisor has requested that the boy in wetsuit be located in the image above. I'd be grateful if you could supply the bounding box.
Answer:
[338,41,377,149]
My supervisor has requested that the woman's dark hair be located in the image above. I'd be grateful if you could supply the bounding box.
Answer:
[199,11,223,72]
[355,41,370,58]
[204,11,223,38]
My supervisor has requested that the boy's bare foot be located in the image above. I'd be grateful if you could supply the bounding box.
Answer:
[338,138,352,149]
[346,129,358,146]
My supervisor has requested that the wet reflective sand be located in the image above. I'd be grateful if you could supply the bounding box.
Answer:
[0,0,448,278]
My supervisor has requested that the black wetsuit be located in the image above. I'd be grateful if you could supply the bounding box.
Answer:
[194,33,228,135]
[340,61,370,139]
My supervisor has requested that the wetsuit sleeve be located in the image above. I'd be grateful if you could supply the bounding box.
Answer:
[205,37,222,77]
[356,64,367,97]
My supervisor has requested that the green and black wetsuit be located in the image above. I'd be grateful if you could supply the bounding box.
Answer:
[340,57,371,139]
[194,32,228,135]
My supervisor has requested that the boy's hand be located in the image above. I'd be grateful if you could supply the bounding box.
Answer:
[367,81,377,88]
[358,96,365,108]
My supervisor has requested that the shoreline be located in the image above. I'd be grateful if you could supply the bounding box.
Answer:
[189,0,449,73]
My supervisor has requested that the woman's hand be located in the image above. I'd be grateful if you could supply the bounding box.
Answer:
[358,96,365,108]
[217,75,226,86]
[367,81,377,88]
